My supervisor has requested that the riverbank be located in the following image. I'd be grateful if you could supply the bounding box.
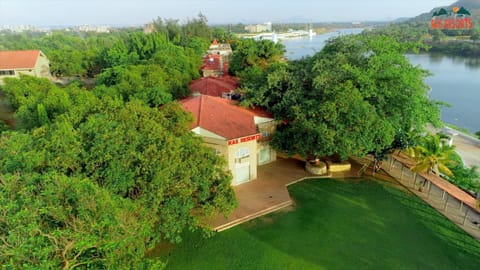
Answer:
[426,40,480,58]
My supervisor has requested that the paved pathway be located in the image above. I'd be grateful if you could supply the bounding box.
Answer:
[209,158,361,231]
[209,158,310,231]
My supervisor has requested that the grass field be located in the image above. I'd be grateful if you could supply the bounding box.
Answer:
[161,179,480,270]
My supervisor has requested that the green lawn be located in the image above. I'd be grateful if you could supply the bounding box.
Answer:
[161,179,480,270]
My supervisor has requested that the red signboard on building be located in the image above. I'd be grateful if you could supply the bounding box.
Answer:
[227,134,262,145]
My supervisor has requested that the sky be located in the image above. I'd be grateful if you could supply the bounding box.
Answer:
[0,0,456,26]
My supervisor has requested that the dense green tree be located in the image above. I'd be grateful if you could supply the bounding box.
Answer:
[79,102,236,236]
[101,38,139,68]
[211,26,237,43]
[0,74,237,268]
[229,39,285,76]
[153,18,183,43]
[182,13,212,44]
[152,14,212,46]
[431,29,447,42]
[35,32,93,77]
[243,35,441,160]
[0,172,164,269]
[1,76,73,130]
[97,64,172,106]
[447,164,480,191]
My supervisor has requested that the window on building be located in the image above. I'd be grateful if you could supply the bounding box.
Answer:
[259,147,271,164]
[261,131,271,138]
[235,147,250,163]
[0,70,15,76]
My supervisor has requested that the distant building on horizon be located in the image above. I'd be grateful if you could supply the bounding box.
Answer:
[143,23,155,34]
[75,25,110,33]
[245,22,272,33]
[0,50,52,85]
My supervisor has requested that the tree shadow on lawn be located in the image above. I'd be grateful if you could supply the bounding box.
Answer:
[241,179,480,270]
[163,179,480,270]
[381,185,480,259]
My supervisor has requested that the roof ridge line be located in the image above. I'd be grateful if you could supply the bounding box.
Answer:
[198,95,205,127]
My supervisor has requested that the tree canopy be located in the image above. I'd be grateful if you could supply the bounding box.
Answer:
[0,75,236,268]
[229,39,285,76]
[0,16,238,268]
[406,134,456,176]
[242,35,442,160]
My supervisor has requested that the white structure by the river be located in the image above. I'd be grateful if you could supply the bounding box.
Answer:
[250,29,316,42]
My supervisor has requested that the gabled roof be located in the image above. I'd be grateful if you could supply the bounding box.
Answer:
[0,50,42,70]
[180,95,259,140]
[189,76,239,97]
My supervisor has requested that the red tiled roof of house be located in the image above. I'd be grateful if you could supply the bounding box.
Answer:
[223,62,229,74]
[180,95,258,139]
[217,75,239,85]
[201,54,221,71]
[242,105,274,119]
[0,50,41,70]
[189,76,239,97]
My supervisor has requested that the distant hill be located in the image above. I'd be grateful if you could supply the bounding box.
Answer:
[411,0,480,22]
[392,17,411,23]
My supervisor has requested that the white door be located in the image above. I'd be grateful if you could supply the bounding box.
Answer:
[234,162,250,185]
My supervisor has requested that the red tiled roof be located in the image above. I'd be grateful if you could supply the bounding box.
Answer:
[202,54,221,71]
[180,95,258,139]
[242,105,274,119]
[189,76,239,97]
[223,62,229,74]
[0,50,41,70]
[218,75,238,85]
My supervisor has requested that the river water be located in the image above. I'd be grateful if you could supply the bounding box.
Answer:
[281,31,480,133]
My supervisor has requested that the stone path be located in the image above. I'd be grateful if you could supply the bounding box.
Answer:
[209,158,361,231]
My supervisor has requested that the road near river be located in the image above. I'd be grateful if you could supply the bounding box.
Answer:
[441,127,480,174]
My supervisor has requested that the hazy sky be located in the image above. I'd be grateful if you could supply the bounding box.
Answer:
[0,0,455,26]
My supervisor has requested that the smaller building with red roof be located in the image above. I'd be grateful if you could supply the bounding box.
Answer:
[180,95,277,185]
[0,50,51,84]
[207,39,233,57]
[201,39,233,77]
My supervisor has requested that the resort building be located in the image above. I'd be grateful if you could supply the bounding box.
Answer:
[201,40,233,77]
[180,95,277,185]
[206,39,233,57]
[0,50,51,85]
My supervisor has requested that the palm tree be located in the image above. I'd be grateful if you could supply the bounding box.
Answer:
[406,134,457,177]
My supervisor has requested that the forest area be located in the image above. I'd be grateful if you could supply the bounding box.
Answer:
[0,15,237,269]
